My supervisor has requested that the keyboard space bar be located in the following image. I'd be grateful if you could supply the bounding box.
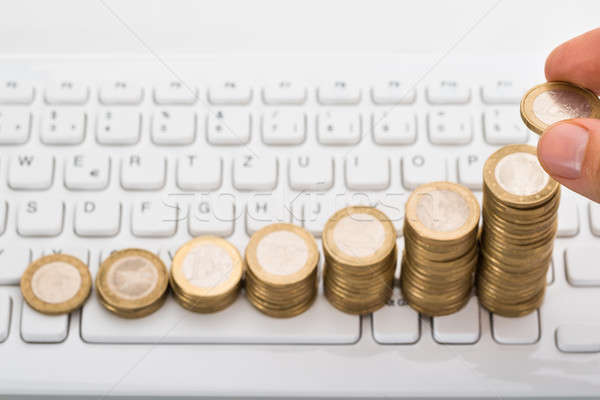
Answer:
[81,290,359,344]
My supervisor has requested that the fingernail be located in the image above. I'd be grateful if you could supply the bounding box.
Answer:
[538,122,589,179]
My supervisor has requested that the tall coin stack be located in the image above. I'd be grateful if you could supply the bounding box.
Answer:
[401,182,480,316]
[322,206,397,314]
[170,237,243,313]
[245,223,319,318]
[478,144,560,317]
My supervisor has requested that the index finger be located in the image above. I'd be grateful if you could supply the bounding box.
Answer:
[545,28,600,95]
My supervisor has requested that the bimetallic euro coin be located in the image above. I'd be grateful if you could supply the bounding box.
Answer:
[96,249,169,318]
[170,236,243,313]
[20,254,92,315]
[245,223,319,318]
[520,81,600,134]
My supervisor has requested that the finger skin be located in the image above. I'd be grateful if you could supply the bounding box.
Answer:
[545,28,600,94]
[538,119,600,202]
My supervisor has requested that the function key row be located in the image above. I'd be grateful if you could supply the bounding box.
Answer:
[0,80,524,106]
[0,108,528,146]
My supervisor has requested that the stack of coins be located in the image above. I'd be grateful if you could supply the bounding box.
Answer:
[170,236,243,313]
[245,223,319,318]
[401,182,480,316]
[322,206,396,314]
[96,249,169,318]
[477,144,560,317]
[20,254,92,315]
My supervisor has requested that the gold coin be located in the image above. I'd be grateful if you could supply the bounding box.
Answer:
[245,223,319,318]
[20,254,91,315]
[520,81,600,135]
[322,206,397,315]
[170,236,243,313]
[96,248,169,318]
[483,144,559,209]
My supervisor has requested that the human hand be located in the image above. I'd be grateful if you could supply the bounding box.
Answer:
[537,27,600,201]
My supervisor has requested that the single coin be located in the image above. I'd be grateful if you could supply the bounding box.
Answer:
[520,81,600,134]
[96,249,169,318]
[20,254,92,315]
[405,181,479,243]
[323,206,396,268]
[483,144,559,208]
[170,236,243,312]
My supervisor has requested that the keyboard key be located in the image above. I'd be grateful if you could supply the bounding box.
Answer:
[38,247,89,264]
[317,111,361,145]
[0,201,6,235]
[131,200,178,238]
[261,109,306,145]
[40,108,87,145]
[44,81,89,105]
[372,111,417,145]
[21,302,68,343]
[481,80,523,104]
[565,245,600,286]
[371,81,416,105]
[99,81,143,105]
[402,154,446,190]
[246,197,291,235]
[207,109,251,145]
[74,200,121,237]
[457,154,485,190]
[64,154,110,191]
[120,155,166,190]
[376,193,406,234]
[153,81,197,105]
[208,82,252,105]
[428,109,472,145]
[233,155,278,191]
[0,247,30,284]
[432,296,480,344]
[8,154,54,190]
[288,155,334,191]
[262,81,307,105]
[318,81,361,105]
[188,196,235,237]
[176,154,222,191]
[556,324,600,353]
[372,289,420,344]
[81,290,358,344]
[151,109,196,145]
[426,80,471,104]
[557,191,579,237]
[0,109,31,144]
[0,293,10,342]
[18,200,64,237]
[96,109,141,145]
[302,196,337,237]
[0,81,34,104]
[345,154,390,190]
[589,202,600,236]
[483,108,528,145]
[492,311,539,344]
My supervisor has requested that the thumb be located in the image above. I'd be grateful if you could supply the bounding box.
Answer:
[537,118,600,202]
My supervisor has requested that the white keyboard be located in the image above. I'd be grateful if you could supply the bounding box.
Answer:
[0,55,599,398]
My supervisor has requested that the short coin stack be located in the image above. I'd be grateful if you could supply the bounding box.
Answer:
[96,249,169,318]
[401,182,480,316]
[21,254,92,315]
[322,206,396,314]
[170,236,243,313]
[245,223,319,318]
[478,144,560,317]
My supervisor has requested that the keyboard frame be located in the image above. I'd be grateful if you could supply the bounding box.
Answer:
[0,55,599,398]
